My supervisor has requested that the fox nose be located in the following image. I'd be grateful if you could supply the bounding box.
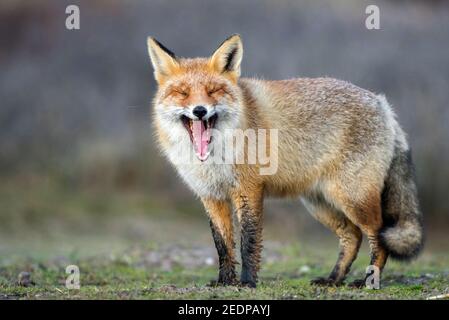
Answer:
[192,106,208,119]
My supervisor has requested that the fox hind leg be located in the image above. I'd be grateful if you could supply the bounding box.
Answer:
[348,233,389,288]
[324,184,389,288]
[303,197,362,286]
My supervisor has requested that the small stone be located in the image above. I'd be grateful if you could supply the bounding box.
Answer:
[299,265,311,274]
[18,272,34,287]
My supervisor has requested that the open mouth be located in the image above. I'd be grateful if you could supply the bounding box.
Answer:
[181,114,217,161]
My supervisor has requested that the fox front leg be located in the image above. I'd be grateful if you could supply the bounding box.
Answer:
[202,198,237,285]
[232,188,264,288]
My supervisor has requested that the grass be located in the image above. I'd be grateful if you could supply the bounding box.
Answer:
[1,242,448,300]
[0,179,447,300]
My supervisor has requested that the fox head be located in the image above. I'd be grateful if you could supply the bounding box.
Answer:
[147,35,244,162]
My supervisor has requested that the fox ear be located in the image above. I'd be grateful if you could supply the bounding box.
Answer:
[209,34,243,79]
[147,37,179,83]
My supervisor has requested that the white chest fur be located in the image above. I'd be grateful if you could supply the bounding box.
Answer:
[161,131,236,199]
[174,162,236,199]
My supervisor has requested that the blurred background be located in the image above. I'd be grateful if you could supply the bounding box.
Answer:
[1,0,448,259]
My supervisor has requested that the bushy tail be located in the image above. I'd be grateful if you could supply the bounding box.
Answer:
[380,143,424,260]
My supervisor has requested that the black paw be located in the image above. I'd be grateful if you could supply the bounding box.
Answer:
[208,277,237,287]
[348,279,366,288]
[240,269,257,288]
[310,277,340,287]
[240,280,257,288]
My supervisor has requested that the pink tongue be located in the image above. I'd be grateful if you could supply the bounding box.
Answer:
[192,120,210,161]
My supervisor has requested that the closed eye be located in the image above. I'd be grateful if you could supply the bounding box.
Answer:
[173,90,188,98]
[207,88,225,95]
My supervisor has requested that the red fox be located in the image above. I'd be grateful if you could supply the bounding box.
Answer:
[147,34,423,288]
